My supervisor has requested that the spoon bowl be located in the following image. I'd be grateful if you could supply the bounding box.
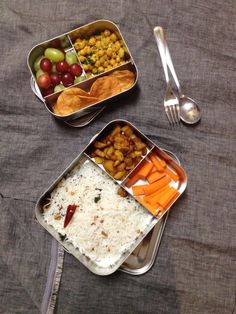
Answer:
[179,96,201,124]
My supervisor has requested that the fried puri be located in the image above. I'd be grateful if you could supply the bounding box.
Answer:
[90,76,122,100]
[109,70,135,90]
[53,87,99,116]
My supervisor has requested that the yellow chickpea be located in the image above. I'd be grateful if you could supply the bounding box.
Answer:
[112,52,117,59]
[113,41,121,52]
[95,41,101,48]
[86,47,92,55]
[95,60,101,68]
[79,49,86,56]
[118,48,125,58]
[116,56,121,63]
[103,61,109,67]
[107,47,113,57]
[101,38,109,47]
[89,37,96,45]
[83,64,89,71]
[100,56,106,64]
[79,55,86,62]
[110,33,117,42]
[98,66,104,73]
[104,29,111,37]
[92,67,98,74]
[107,65,112,70]
[110,59,116,66]
[97,50,104,57]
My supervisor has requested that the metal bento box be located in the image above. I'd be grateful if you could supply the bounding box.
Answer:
[27,20,138,125]
[36,120,187,275]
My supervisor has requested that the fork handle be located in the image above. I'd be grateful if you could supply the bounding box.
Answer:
[163,33,183,96]
[155,26,183,96]
[153,26,170,84]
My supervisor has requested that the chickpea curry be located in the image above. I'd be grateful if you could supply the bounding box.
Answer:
[73,29,130,77]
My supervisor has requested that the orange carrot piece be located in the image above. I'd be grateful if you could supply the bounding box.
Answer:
[150,166,157,174]
[146,185,171,205]
[157,187,179,208]
[143,176,171,195]
[149,153,164,172]
[144,185,170,202]
[164,167,179,182]
[160,159,167,168]
[136,161,153,179]
[132,185,146,196]
[135,196,159,215]
[148,187,176,206]
[125,174,140,188]
[147,171,166,184]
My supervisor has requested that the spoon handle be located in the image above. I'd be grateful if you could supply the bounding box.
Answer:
[153,26,170,85]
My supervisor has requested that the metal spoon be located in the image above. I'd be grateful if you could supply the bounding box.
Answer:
[155,26,202,124]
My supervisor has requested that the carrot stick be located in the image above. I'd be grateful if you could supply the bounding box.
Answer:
[145,185,170,204]
[164,167,179,182]
[135,196,159,215]
[157,187,179,208]
[132,185,146,196]
[136,161,153,179]
[147,171,166,184]
[143,177,171,195]
[148,186,175,206]
[125,173,140,188]
[149,153,164,172]
[150,166,157,174]
[160,159,167,168]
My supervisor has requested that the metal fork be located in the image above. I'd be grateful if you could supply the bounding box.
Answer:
[153,26,180,125]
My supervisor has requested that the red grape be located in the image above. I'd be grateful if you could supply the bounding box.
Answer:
[37,73,51,89]
[42,86,54,97]
[50,73,61,86]
[69,64,82,77]
[56,61,69,73]
[50,39,61,48]
[61,72,74,87]
[40,58,52,72]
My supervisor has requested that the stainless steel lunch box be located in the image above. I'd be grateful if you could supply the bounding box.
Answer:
[27,20,138,126]
[35,120,187,275]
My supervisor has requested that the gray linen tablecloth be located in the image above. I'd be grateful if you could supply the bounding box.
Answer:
[1,0,236,313]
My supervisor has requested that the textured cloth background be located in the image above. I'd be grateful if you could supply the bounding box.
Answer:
[0,0,236,313]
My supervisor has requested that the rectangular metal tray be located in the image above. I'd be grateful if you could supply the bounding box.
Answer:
[27,20,138,123]
[35,120,187,275]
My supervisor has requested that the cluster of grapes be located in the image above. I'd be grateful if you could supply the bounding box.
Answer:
[34,39,84,97]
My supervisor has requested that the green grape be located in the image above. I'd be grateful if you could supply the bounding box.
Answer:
[44,48,65,62]
[54,84,65,93]
[60,35,70,48]
[36,69,46,80]
[34,55,44,72]
[74,75,86,84]
[65,52,78,65]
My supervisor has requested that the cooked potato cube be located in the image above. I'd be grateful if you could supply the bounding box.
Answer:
[114,150,124,161]
[94,157,104,164]
[113,171,126,180]
[94,141,108,149]
[103,160,115,172]
[94,149,105,158]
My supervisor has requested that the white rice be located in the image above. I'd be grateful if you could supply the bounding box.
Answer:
[43,159,153,268]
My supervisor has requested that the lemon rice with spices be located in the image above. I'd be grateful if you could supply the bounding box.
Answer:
[73,29,130,77]
[43,159,153,268]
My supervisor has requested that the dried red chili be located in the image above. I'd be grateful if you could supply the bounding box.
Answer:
[64,204,77,228]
